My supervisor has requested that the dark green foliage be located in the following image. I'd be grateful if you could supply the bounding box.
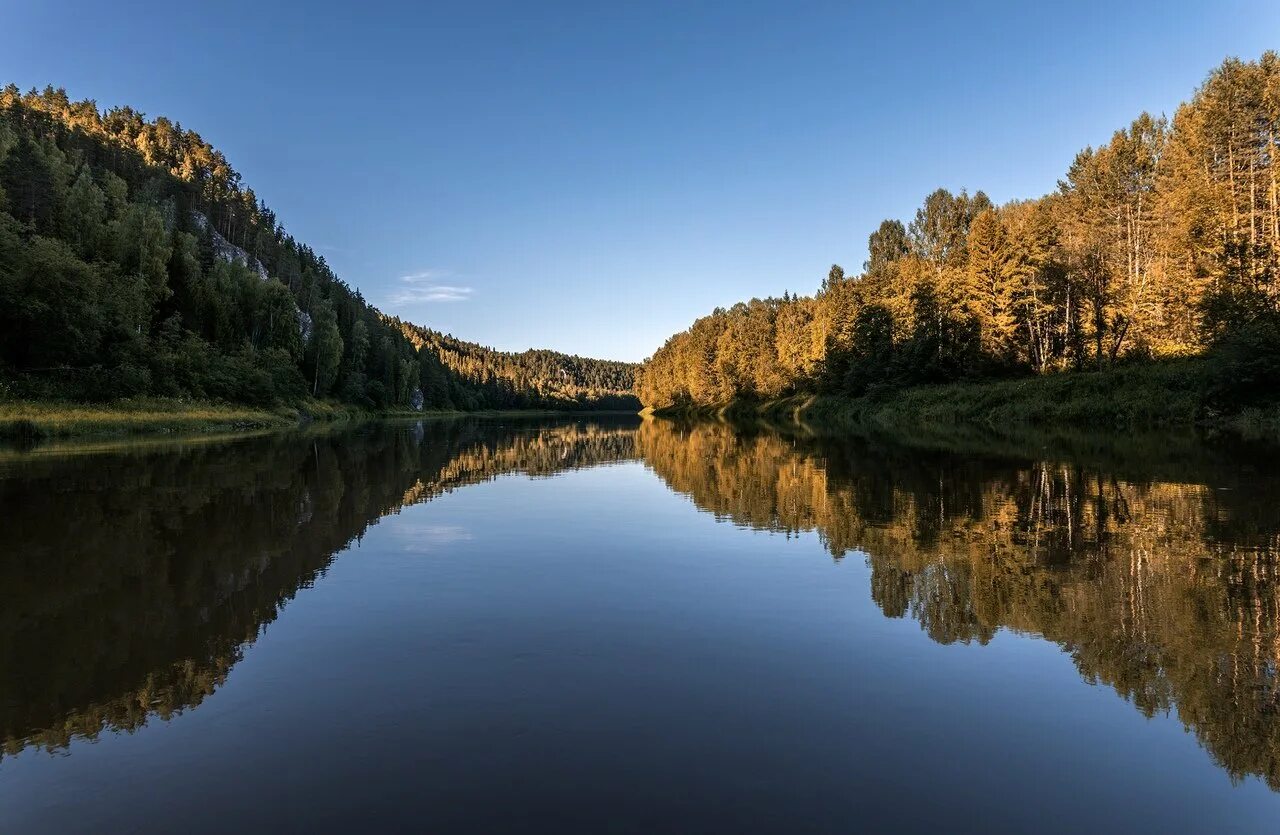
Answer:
[0,85,417,407]
[0,135,59,231]
[1200,242,1280,415]
[887,281,983,387]
[865,220,908,277]
[2,232,106,368]
[1204,314,1280,414]
[307,298,343,397]
[0,85,637,412]
[0,418,43,445]
[842,304,895,395]
[398,321,640,411]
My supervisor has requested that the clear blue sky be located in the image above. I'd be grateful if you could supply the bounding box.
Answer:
[5,1,1279,361]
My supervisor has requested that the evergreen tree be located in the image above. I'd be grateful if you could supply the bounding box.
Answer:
[309,298,342,397]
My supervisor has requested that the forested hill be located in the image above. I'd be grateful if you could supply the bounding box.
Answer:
[396,321,639,411]
[0,85,637,412]
[637,53,1280,417]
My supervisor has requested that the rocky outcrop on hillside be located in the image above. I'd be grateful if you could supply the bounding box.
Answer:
[193,211,311,341]
[190,212,269,280]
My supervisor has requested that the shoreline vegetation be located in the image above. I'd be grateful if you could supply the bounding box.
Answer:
[0,398,640,444]
[647,356,1280,442]
[14,356,1276,445]
[0,399,299,441]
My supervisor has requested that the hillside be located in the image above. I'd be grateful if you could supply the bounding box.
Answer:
[0,85,636,413]
[397,320,638,411]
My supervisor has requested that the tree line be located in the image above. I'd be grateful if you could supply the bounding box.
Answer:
[398,320,640,411]
[637,54,1280,413]
[0,85,636,411]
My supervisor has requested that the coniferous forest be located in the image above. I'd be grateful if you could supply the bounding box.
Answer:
[636,54,1280,423]
[397,321,640,411]
[0,86,638,413]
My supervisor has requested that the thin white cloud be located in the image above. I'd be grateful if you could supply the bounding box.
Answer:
[390,269,474,305]
[398,269,452,282]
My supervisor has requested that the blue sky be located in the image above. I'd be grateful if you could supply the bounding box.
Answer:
[5,1,1279,361]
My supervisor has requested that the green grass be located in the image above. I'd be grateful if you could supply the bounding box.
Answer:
[1219,405,1280,441]
[0,398,302,440]
[800,360,1210,432]
[0,398,643,445]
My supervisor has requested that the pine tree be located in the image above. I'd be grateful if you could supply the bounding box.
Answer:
[964,208,1019,360]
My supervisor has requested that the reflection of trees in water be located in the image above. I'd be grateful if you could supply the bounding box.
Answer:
[6,415,1278,791]
[637,419,1280,789]
[0,417,637,758]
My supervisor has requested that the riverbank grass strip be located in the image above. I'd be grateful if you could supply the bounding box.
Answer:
[0,400,297,440]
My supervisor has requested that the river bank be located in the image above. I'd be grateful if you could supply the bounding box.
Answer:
[0,400,306,441]
[648,360,1280,442]
[0,399,644,443]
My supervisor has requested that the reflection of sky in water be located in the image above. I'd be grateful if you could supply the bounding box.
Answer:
[1,418,1279,833]
[388,522,474,549]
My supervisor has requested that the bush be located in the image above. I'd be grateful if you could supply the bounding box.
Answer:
[0,418,45,446]
[1204,313,1280,414]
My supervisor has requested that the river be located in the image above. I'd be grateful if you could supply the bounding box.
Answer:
[2,415,1278,832]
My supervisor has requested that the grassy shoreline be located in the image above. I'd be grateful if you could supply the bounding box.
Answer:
[0,400,302,441]
[648,361,1280,442]
[0,399,641,443]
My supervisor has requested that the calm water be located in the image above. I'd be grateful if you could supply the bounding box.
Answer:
[2,416,1280,832]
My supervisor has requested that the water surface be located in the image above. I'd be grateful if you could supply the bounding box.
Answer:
[2,416,1279,832]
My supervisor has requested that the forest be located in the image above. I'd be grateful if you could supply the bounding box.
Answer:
[0,86,637,413]
[397,320,640,411]
[636,54,1280,421]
